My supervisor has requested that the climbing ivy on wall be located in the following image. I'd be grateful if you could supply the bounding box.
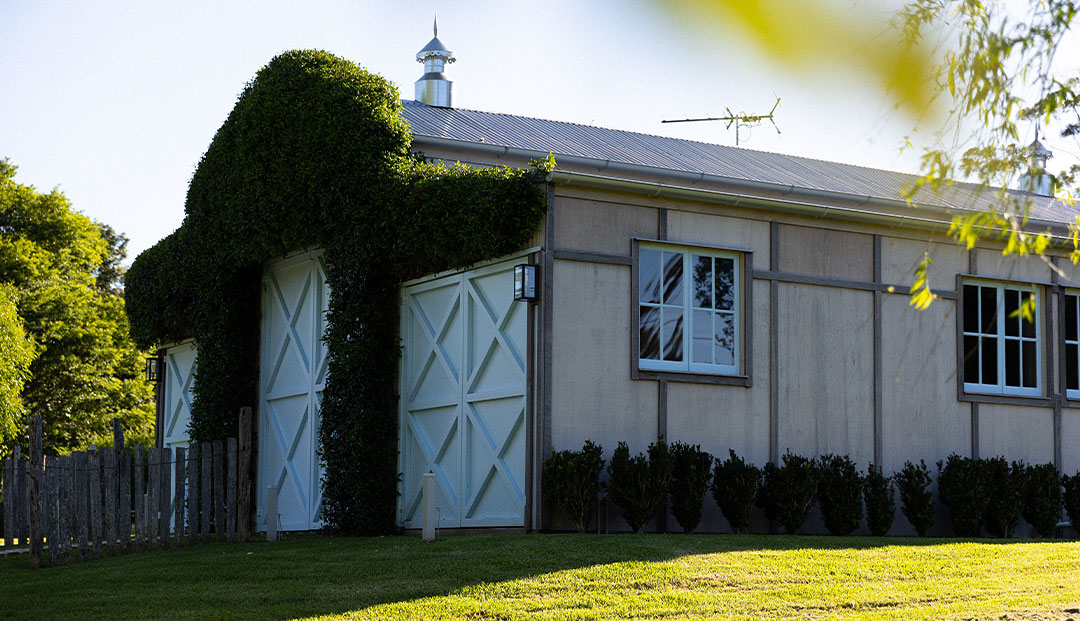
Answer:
[125,50,551,534]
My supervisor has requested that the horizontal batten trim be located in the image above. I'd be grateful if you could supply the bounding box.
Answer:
[752,269,957,300]
[552,249,633,266]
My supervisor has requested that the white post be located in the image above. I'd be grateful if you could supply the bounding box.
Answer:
[266,486,279,542]
[422,473,436,542]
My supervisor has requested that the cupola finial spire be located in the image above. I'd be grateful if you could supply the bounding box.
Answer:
[414,15,455,107]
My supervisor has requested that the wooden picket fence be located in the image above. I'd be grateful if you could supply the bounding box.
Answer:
[0,408,253,569]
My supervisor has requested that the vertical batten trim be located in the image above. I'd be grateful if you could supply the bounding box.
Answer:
[540,184,556,529]
[873,235,883,468]
[1052,256,1064,470]
[769,221,780,464]
[524,251,538,531]
[657,379,669,533]
[659,208,668,241]
[971,401,980,458]
[968,250,978,457]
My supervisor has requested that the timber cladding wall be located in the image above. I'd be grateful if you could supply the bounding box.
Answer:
[545,185,1079,534]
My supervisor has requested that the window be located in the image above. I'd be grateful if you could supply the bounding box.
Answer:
[961,281,1041,396]
[1065,292,1080,398]
[637,243,741,375]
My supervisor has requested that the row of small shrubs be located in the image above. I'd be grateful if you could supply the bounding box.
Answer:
[543,440,1080,537]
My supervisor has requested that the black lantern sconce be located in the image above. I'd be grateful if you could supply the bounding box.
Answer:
[144,356,163,383]
[514,264,539,302]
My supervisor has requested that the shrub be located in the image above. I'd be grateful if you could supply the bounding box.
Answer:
[815,454,863,536]
[668,442,713,534]
[895,460,935,536]
[1023,463,1063,538]
[938,455,990,537]
[1063,471,1080,530]
[542,440,605,533]
[759,451,818,534]
[983,457,1027,538]
[608,438,672,533]
[711,449,761,534]
[863,464,896,536]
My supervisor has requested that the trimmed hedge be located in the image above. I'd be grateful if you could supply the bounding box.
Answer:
[668,442,713,534]
[863,464,896,537]
[608,439,672,533]
[710,449,761,534]
[125,50,551,534]
[815,454,863,536]
[983,457,1026,538]
[895,460,934,536]
[542,441,605,533]
[760,452,818,534]
[938,455,990,537]
[1023,463,1063,538]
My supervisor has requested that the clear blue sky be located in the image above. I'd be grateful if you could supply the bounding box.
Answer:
[2,0,1076,261]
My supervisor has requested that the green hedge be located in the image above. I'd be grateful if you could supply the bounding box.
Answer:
[125,50,550,534]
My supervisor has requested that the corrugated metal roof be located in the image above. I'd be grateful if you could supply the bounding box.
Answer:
[400,100,1071,226]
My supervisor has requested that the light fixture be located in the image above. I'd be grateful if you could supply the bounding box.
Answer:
[514,264,538,302]
[145,356,163,383]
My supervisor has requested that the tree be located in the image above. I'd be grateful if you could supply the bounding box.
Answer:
[0,159,154,456]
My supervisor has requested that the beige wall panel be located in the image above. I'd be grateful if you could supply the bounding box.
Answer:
[1053,257,1080,288]
[667,279,772,468]
[776,284,875,464]
[553,197,658,255]
[881,238,967,290]
[666,210,771,255]
[550,260,658,454]
[880,295,971,473]
[777,224,873,281]
[974,249,1051,283]
[1062,409,1080,475]
[978,403,1055,464]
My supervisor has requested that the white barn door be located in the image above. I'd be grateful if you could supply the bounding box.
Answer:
[399,258,528,528]
[161,340,196,451]
[258,250,328,531]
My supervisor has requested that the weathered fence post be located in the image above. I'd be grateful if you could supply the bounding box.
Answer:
[226,438,237,543]
[213,440,225,543]
[238,408,252,543]
[187,444,198,547]
[47,456,59,567]
[172,446,184,548]
[159,447,170,549]
[59,455,72,565]
[114,421,130,555]
[18,451,28,544]
[147,446,158,551]
[104,450,117,557]
[75,451,88,562]
[266,486,279,543]
[200,443,211,544]
[89,449,103,560]
[134,446,145,553]
[28,416,43,569]
[2,454,11,547]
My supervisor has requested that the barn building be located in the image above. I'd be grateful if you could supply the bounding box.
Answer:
[148,30,1077,536]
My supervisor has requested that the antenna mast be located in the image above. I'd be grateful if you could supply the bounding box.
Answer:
[663,97,781,146]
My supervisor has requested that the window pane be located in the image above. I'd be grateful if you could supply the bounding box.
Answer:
[663,252,683,305]
[963,285,979,333]
[715,258,735,310]
[963,335,980,383]
[981,287,998,334]
[1068,344,1078,391]
[981,336,998,384]
[1021,292,1036,338]
[1021,341,1037,388]
[662,308,683,361]
[1005,339,1020,387]
[1004,289,1019,337]
[639,249,661,304]
[692,255,712,308]
[714,313,735,366]
[1068,295,1079,342]
[692,309,711,363]
[639,306,660,360]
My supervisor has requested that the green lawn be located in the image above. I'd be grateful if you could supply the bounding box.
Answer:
[1,534,1078,620]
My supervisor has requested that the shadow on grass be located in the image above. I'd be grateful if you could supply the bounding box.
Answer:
[0,532,1072,620]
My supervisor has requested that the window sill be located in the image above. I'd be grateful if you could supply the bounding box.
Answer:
[633,368,752,387]
[958,391,1050,407]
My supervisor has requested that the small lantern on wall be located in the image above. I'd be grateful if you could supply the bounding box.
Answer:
[514,264,538,303]
[144,356,163,383]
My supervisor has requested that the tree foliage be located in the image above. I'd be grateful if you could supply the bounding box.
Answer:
[0,160,154,457]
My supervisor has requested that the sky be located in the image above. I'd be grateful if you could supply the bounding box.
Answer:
[2,0,1078,262]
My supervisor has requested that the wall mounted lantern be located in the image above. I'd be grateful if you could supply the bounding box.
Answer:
[145,356,163,383]
[514,264,538,302]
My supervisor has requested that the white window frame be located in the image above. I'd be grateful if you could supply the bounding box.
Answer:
[637,242,742,376]
[961,280,1042,397]
[1064,290,1080,400]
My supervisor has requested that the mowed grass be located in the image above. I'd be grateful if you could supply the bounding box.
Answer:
[1,534,1078,620]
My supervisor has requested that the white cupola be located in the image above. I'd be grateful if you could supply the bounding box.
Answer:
[1019,136,1054,196]
[414,17,455,107]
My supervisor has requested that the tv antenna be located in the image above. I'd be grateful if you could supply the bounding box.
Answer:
[663,97,781,146]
